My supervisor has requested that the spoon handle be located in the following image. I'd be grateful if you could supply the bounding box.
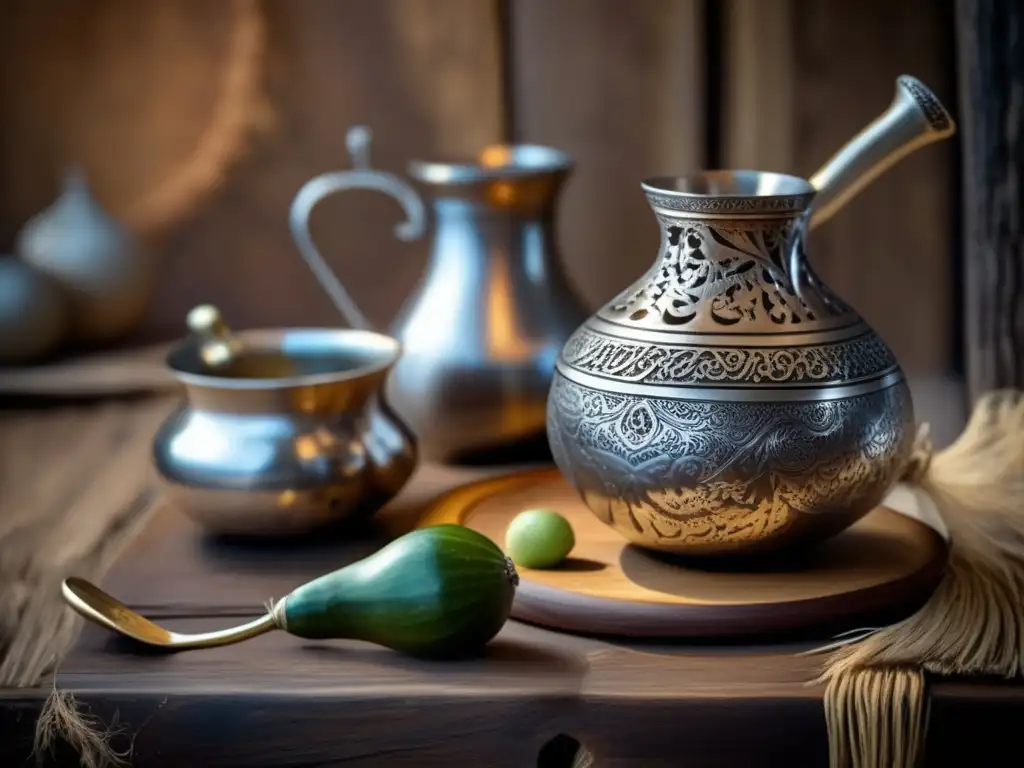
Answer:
[160,613,277,650]
[61,577,278,651]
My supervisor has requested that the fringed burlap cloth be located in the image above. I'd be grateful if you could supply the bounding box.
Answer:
[571,390,1024,767]
[0,397,176,766]
[810,389,1024,767]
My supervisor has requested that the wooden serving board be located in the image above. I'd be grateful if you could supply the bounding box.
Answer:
[418,468,949,640]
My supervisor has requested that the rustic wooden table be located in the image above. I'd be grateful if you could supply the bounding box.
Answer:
[1,390,1021,767]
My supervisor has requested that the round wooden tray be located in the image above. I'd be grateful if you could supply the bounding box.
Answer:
[417,467,949,640]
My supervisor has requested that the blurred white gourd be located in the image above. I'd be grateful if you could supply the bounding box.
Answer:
[16,168,155,345]
[0,257,68,365]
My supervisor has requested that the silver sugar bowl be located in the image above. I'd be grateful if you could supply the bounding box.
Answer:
[152,306,417,537]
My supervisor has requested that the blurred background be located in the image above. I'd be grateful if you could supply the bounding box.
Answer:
[0,0,958,378]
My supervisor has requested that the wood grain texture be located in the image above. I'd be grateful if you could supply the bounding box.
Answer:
[509,0,706,314]
[4,625,835,767]
[722,0,795,172]
[4,670,1021,767]
[0,389,1019,767]
[97,462,515,616]
[417,468,947,640]
[956,0,1024,401]
[4,673,1024,768]
[0,343,175,396]
[0,0,269,239]
[722,0,957,377]
[0,397,174,687]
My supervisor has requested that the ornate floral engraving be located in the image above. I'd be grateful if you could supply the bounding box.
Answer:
[897,75,952,132]
[643,192,813,215]
[559,327,897,386]
[546,375,914,554]
[603,220,850,330]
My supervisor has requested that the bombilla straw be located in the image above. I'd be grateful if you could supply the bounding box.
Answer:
[807,75,956,231]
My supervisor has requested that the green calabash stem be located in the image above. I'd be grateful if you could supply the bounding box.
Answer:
[279,525,519,659]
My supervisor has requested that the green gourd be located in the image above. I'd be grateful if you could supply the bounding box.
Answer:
[279,524,519,658]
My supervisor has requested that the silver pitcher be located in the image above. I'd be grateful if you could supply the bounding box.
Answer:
[289,128,588,464]
[547,75,956,558]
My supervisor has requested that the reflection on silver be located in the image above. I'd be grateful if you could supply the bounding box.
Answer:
[547,75,956,556]
[289,128,588,462]
[548,376,914,557]
[152,327,416,537]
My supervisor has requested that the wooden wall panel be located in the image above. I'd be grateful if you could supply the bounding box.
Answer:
[142,0,505,341]
[0,0,270,243]
[956,0,1024,401]
[1,0,958,364]
[723,0,957,376]
[723,0,795,172]
[509,0,706,313]
[0,0,505,343]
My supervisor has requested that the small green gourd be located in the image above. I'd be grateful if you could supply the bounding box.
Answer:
[506,509,575,569]
[279,524,519,659]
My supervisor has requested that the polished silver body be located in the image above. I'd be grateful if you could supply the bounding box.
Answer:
[547,75,956,557]
[152,328,417,537]
[289,129,588,463]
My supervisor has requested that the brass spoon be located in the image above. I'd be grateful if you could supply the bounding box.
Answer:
[63,525,518,658]
[62,577,277,651]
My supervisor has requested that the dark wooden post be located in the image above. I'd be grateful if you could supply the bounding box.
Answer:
[957,0,1024,401]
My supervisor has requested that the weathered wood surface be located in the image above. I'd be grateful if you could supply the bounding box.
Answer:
[0,343,175,396]
[722,0,958,377]
[956,0,1024,401]
[0,0,269,239]
[0,397,176,689]
[0,376,1009,768]
[3,660,1022,768]
[1,503,1022,767]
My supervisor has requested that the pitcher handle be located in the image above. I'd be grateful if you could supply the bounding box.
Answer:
[288,126,427,330]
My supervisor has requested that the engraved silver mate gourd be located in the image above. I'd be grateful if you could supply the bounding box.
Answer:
[153,306,417,537]
[546,76,956,557]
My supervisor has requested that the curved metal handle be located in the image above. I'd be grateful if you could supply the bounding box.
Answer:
[61,577,277,651]
[288,126,427,330]
[807,75,956,231]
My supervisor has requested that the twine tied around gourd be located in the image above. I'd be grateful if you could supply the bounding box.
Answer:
[813,388,1024,768]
